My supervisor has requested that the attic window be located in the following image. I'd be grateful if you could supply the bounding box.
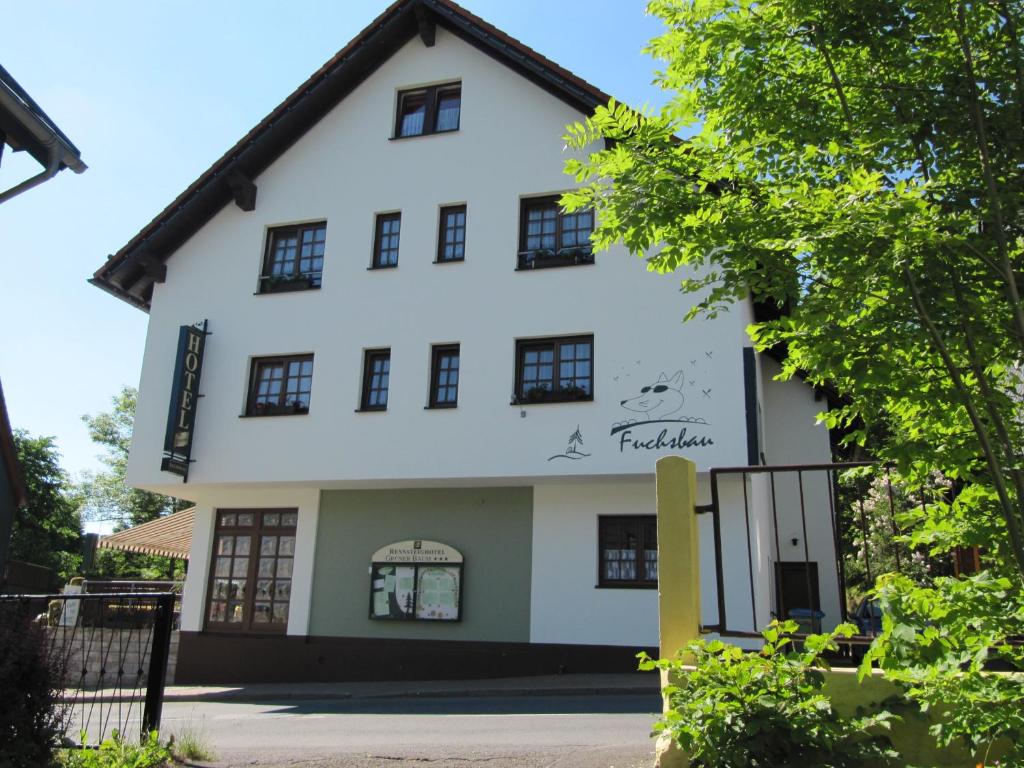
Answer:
[395,83,461,138]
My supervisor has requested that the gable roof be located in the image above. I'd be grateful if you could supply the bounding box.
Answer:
[91,0,612,312]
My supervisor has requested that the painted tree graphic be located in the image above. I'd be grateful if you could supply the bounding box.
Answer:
[567,426,584,454]
[403,592,414,617]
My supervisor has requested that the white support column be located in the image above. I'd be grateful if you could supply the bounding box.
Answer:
[180,504,215,632]
[287,492,321,636]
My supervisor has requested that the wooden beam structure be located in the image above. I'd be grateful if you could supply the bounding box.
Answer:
[226,169,257,212]
[415,5,436,47]
[133,251,167,283]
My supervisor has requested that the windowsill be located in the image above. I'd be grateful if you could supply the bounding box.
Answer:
[515,254,595,271]
[595,583,658,590]
[355,406,387,413]
[367,264,398,271]
[433,258,465,265]
[510,397,593,406]
[389,128,460,141]
[256,279,321,295]
[425,403,458,410]
[239,410,310,418]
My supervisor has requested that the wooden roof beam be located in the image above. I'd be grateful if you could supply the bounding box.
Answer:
[415,5,436,47]
[226,169,257,212]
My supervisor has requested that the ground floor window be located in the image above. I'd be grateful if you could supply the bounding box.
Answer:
[206,509,297,632]
[598,516,657,588]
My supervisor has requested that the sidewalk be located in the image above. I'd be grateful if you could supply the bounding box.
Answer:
[62,672,659,704]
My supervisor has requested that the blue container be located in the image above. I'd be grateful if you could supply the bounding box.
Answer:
[788,608,825,633]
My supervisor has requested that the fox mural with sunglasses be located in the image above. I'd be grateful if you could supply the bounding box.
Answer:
[619,370,686,421]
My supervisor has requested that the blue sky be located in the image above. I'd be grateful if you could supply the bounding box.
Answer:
[0,0,667,488]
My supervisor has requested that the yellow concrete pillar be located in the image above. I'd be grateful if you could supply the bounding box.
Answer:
[653,455,701,768]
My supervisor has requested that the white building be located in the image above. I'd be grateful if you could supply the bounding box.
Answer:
[92,0,837,683]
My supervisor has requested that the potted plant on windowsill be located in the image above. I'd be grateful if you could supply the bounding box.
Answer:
[518,249,558,269]
[260,273,316,293]
[525,386,552,403]
[559,384,589,400]
[559,246,594,264]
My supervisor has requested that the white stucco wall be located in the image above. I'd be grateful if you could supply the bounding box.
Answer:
[529,481,660,646]
[756,356,842,629]
[128,27,753,496]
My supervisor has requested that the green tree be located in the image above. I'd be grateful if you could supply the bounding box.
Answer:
[563,0,1024,762]
[79,387,186,579]
[565,0,1023,576]
[8,431,82,582]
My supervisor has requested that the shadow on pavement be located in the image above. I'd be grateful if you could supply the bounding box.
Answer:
[254,693,662,717]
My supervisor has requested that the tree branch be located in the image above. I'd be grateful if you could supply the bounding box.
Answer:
[954,0,1024,352]
[905,264,1024,581]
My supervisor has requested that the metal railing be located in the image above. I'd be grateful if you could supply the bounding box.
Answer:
[82,580,183,628]
[0,592,174,746]
[697,462,953,648]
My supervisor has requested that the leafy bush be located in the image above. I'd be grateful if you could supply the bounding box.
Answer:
[639,621,899,767]
[863,572,1024,766]
[59,731,172,768]
[0,601,68,768]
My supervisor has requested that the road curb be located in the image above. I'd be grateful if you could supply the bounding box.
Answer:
[61,684,658,705]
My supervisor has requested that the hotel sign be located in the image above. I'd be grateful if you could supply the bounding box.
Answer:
[369,540,463,621]
[161,320,208,481]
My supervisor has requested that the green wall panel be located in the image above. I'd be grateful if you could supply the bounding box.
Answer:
[310,487,532,641]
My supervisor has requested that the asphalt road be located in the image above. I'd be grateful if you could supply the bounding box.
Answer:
[160,693,662,768]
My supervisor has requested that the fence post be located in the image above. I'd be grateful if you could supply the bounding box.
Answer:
[141,593,174,736]
[654,455,701,768]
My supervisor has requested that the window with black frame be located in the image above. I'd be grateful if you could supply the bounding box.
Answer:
[436,205,466,262]
[372,213,401,268]
[598,516,657,588]
[395,83,461,138]
[260,222,326,293]
[514,335,593,404]
[429,344,460,408]
[361,349,391,410]
[518,196,594,269]
[246,355,313,416]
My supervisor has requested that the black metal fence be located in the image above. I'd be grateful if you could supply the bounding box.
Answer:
[0,592,174,747]
[82,580,184,628]
[697,462,953,647]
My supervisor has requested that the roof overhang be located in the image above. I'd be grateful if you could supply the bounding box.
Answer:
[0,63,86,175]
[91,0,611,312]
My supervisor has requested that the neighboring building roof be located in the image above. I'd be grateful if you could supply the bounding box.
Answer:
[0,64,87,181]
[99,507,195,559]
[90,0,612,312]
[0,378,27,509]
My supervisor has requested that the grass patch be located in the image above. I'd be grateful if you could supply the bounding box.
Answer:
[169,723,214,762]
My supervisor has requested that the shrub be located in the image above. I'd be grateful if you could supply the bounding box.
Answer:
[0,601,68,768]
[863,572,1024,766]
[59,731,172,768]
[639,620,899,767]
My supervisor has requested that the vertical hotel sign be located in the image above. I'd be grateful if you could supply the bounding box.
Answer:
[161,320,208,481]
